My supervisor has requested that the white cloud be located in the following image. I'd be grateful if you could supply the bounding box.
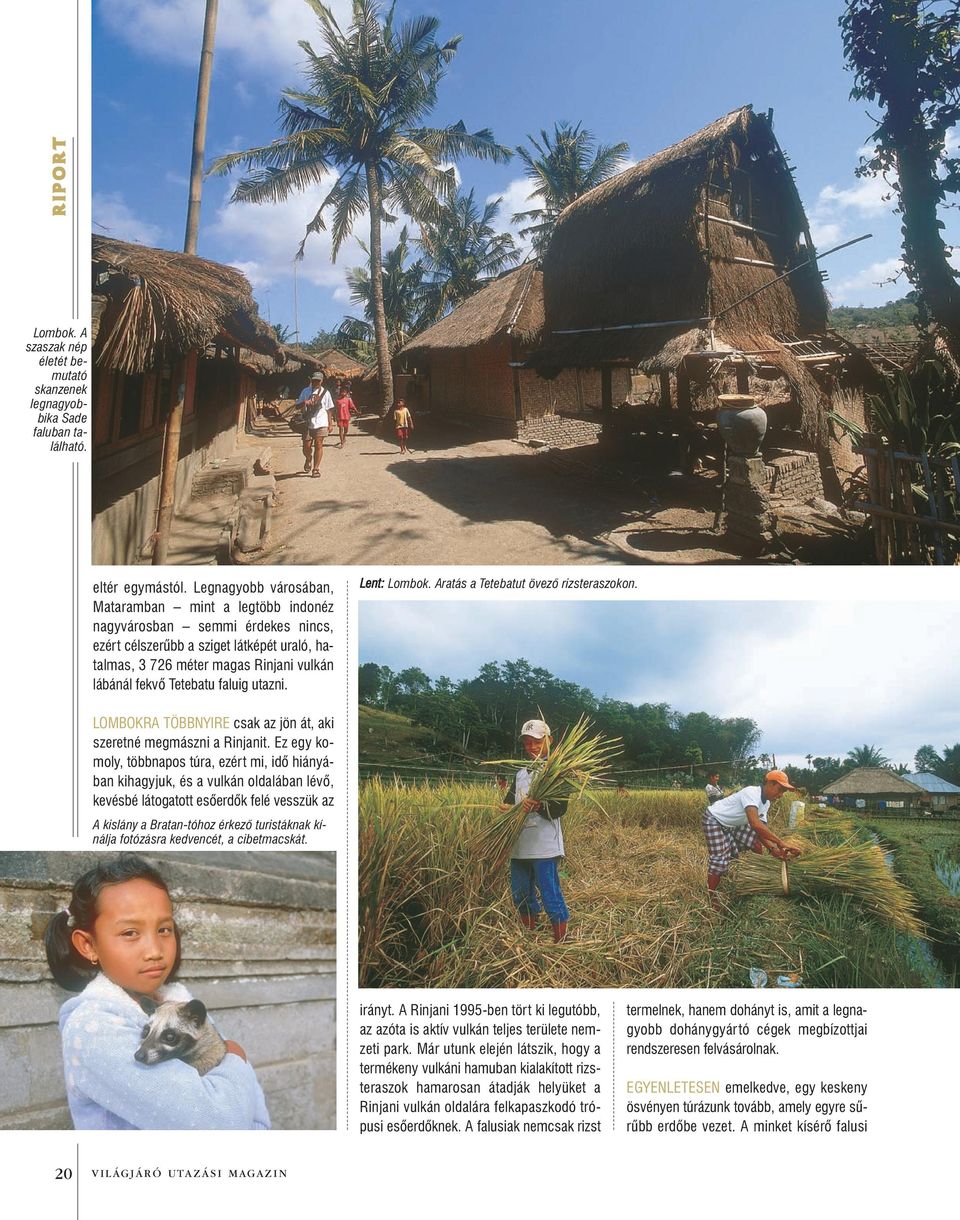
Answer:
[817,176,897,217]
[808,220,843,249]
[92,192,165,244]
[97,0,352,79]
[831,257,905,299]
[486,176,543,259]
[205,179,404,300]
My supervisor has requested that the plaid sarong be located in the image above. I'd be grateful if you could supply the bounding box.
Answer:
[703,809,757,876]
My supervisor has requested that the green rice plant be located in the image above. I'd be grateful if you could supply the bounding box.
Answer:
[733,837,924,937]
[476,717,622,869]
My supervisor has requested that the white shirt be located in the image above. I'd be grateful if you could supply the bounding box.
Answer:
[707,784,769,829]
[297,385,334,430]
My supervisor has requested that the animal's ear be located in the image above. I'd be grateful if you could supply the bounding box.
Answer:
[139,997,158,1016]
[184,999,207,1027]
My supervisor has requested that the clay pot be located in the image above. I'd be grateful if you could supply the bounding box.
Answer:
[716,394,767,457]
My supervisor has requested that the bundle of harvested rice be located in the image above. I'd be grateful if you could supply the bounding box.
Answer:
[477,716,621,870]
[733,838,924,936]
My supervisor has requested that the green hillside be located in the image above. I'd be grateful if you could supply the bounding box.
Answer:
[359,705,473,778]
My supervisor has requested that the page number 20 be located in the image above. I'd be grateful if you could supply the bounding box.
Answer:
[55,1168,73,1180]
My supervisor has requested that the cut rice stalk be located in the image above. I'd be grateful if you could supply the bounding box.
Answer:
[734,839,924,936]
[477,716,622,870]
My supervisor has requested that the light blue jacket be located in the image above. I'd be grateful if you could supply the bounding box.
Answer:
[58,973,271,1130]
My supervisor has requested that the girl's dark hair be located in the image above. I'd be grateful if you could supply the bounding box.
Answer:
[44,855,181,992]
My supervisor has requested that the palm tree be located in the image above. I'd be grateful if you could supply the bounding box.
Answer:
[513,121,629,258]
[845,744,892,769]
[337,226,427,360]
[210,0,511,412]
[416,188,520,322]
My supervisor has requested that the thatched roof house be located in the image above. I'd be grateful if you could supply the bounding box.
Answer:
[92,237,277,564]
[403,262,544,359]
[93,235,278,374]
[534,105,826,370]
[531,106,833,462]
[311,347,369,381]
[821,768,926,811]
[397,263,630,436]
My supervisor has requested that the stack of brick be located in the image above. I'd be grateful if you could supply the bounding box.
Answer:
[515,413,602,447]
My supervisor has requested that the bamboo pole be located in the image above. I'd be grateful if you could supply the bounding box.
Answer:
[154,0,218,565]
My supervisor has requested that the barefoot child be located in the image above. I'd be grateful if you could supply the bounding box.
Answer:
[502,718,571,943]
[335,380,360,447]
[392,399,413,453]
[45,856,270,1129]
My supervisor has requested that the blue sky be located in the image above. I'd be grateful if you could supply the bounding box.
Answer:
[359,600,960,769]
[93,0,958,341]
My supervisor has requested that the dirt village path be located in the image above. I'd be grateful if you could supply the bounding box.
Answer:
[240,417,765,567]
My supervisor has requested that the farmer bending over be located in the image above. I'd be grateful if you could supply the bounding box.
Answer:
[503,718,570,943]
[704,770,801,907]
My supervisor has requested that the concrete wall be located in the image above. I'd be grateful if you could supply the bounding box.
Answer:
[0,852,336,1130]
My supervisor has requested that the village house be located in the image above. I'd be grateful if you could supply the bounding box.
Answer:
[820,767,927,814]
[903,772,960,814]
[529,105,846,508]
[91,236,279,564]
[397,262,631,443]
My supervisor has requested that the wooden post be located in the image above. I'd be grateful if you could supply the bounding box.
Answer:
[601,366,612,411]
[659,371,672,410]
[152,379,187,566]
[676,362,693,474]
[736,362,750,393]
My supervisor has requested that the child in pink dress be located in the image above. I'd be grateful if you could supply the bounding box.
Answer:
[335,382,360,447]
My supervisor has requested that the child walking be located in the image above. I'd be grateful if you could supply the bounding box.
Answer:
[392,399,414,453]
[335,380,360,447]
[502,718,570,943]
[45,856,270,1130]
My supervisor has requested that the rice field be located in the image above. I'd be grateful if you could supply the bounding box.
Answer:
[359,780,943,989]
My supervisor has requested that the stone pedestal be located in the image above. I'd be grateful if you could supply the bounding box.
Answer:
[724,456,774,541]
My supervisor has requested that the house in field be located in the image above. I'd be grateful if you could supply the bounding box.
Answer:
[92,236,278,564]
[903,772,960,814]
[397,262,630,443]
[529,105,841,499]
[820,767,927,814]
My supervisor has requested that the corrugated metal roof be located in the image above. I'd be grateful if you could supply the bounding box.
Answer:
[903,772,960,795]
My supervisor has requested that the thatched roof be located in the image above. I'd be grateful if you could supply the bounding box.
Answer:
[531,107,828,384]
[92,235,279,375]
[311,347,369,379]
[821,768,926,797]
[399,263,543,358]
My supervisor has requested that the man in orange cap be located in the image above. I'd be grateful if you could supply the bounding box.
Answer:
[703,770,801,907]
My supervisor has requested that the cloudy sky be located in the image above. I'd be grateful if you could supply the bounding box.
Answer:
[360,601,959,769]
[93,0,958,341]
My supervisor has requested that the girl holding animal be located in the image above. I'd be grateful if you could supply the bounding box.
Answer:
[44,856,270,1130]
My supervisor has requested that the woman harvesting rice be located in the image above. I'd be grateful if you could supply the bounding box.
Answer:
[501,718,570,943]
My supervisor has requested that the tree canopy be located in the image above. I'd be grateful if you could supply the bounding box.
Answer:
[513,121,629,258]
[210,0,510,410]
[840,0,960,353]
